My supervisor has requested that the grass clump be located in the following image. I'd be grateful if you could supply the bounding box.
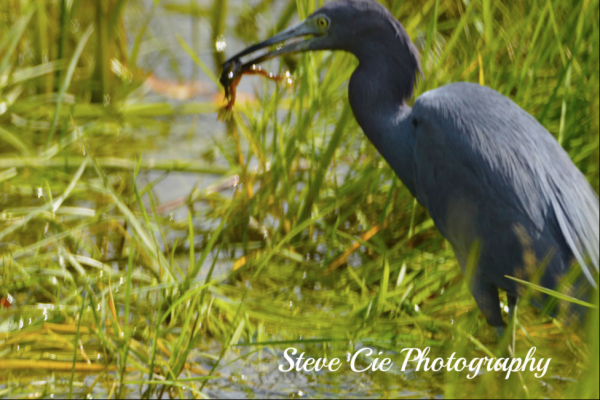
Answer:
[0,0,598,398]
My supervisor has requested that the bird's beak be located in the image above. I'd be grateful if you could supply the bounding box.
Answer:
[225,20,321,66]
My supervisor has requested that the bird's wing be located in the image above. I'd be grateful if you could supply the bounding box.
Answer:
[412,82,599,286]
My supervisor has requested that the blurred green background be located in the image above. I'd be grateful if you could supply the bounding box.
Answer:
[0,0,598,398]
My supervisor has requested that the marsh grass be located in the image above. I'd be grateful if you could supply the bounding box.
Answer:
[0,0,598,398]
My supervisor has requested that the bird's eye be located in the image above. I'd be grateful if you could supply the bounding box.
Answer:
[316,16,330,29]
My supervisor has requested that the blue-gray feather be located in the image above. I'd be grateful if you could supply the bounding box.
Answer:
[412,83,599,289]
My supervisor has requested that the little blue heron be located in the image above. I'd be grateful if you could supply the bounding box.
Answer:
[224,0,599,332]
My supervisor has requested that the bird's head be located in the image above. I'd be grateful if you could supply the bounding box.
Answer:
[227,0,419,66]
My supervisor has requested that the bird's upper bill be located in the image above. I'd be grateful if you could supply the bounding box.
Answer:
[224,16,327,68]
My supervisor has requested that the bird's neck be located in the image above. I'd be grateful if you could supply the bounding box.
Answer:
[348,59,419,196]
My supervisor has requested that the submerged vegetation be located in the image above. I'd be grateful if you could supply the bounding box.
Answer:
[0,0,598,398]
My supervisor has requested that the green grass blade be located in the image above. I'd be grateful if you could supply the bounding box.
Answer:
[45,24,94,149]
[505,276,598,308]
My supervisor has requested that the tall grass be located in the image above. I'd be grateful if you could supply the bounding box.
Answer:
[0,0,598,398]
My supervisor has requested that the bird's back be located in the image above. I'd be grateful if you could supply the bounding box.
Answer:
[411,82,599,299]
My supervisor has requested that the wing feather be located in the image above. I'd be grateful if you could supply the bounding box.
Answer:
[413,82,599,286]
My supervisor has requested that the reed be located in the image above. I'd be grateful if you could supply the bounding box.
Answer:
[0,0,597,398]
